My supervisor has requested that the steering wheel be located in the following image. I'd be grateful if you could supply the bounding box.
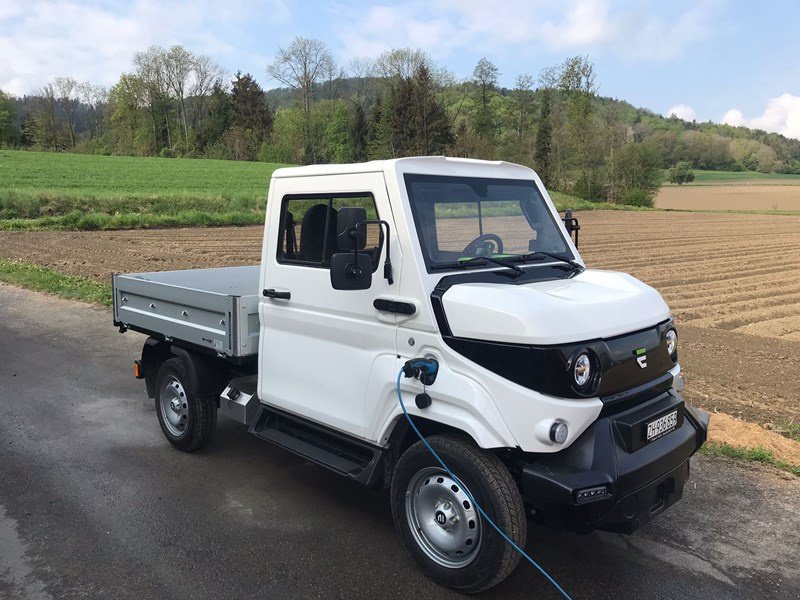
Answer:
[462,233,504,257]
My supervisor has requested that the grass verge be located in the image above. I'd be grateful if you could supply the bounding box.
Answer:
[0,260,111,305]
[700,441,800,477]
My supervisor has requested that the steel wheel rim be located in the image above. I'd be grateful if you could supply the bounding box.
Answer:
[159,376,188,437]
[405,467,482,568]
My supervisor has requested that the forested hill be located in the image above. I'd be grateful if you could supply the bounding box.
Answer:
[2,43,799,208]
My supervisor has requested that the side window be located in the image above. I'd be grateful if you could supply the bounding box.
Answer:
[277,194,383,270]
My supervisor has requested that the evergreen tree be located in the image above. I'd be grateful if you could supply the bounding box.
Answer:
[349,103,368,161]
[231,72,273,143]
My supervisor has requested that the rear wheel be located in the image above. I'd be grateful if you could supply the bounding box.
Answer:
[390,434,526,593]
[155,357,216,452]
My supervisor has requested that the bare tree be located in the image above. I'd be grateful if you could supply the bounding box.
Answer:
[54,76,80,148]
[346,57,375,106]
[162,45,194,150]
[267,36,335,162]
[267,37,333,115]
[79,82,108,139]
[189,54,225,131]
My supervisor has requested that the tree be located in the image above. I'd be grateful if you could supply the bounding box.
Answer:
[267,36,335,163]
[161,45,194,151]
[54,76,80,148]
[133,47,174,152]
[230,72,273,142]
[611,143,662,206]
[0,89,15,146]
[668,161,694,185]
[472,58,500,142]
[374,48,430,80]
[349,103,368,161]
[534,89,553,186]
[30,83,62,150]
[409,63,452,155]
[79,82,108,140]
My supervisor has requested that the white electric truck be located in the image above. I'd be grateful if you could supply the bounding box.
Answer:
[112,157,708,593]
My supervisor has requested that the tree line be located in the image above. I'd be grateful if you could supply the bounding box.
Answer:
[3,37,800,207]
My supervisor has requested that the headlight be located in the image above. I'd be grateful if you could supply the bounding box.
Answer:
[666,329,677,358]
[574,353,591,387]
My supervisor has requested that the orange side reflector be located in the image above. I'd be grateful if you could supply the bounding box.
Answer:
[133,361,143,379]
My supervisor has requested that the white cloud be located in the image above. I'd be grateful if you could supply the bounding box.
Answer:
[336,0,715,64]
[0,0,290,96]
[722,94,800,140]
[665,104,697,121]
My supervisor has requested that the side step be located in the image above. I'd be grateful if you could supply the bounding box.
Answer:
[249,404,388,488]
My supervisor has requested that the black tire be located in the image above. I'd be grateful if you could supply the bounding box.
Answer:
[390,434,526,593]
[154,357,217,452]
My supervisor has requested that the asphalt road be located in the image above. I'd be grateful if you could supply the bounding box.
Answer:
[1,283,799,599]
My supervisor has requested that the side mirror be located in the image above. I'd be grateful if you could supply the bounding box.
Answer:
[336,207,367,251]
[330,253,373,290]
[562,209,580,248]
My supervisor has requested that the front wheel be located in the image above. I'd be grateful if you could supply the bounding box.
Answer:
[154,357,217,452]
[390,435,526,593]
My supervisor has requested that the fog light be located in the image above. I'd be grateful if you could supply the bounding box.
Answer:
[549,422,568,444]
[576,485,608,504]
[674,373,685,393]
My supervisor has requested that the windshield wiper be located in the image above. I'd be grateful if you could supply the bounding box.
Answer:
[513,251,584,271]
[432,256,524,277]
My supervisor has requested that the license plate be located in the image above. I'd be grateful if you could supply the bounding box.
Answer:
[646,410,678,442]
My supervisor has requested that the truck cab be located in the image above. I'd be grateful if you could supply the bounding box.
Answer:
[113,157,708,593]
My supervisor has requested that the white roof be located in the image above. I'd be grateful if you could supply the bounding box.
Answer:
[271,156,536,180]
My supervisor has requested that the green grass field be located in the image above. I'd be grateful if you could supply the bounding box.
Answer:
[0,150,624,230]
[664,168,800,186]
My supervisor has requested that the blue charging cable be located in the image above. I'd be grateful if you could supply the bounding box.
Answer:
[395,369,572,600]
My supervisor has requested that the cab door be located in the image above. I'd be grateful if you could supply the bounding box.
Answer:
[257,173,400,439]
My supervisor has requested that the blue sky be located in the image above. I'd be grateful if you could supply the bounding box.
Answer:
[2,0,800,137]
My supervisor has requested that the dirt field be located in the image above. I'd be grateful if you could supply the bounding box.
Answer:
[656,184,800,211]
[0,211,799,432]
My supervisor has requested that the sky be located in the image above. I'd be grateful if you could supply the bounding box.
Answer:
[2,0,800,138]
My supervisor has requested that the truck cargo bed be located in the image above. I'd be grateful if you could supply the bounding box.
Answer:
[112,266,260,359]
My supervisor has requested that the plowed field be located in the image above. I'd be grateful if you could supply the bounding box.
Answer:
[1,210,799,428]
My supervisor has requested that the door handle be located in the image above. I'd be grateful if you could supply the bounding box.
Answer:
[373,298,416,315]
[263,288,291,300]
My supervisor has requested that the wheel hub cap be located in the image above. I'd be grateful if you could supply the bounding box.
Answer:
[405,468,481,568]
[159,377,188,437]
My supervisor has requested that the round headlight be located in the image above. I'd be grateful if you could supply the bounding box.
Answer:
[574,353,591,387]
[666,329,677,357]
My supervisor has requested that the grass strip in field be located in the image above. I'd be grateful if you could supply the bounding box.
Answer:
[700,441,800,476]
[0,210,265,231]
[0,260,111,305]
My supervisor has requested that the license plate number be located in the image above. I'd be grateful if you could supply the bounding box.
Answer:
[646,410,678,442]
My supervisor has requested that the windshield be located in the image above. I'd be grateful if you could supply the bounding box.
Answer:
[404,174,573,272]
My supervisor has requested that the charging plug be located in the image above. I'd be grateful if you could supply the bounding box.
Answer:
[402,357,439,386]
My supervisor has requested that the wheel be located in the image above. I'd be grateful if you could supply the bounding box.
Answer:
[154,357,217,452]
[391,434,526,593]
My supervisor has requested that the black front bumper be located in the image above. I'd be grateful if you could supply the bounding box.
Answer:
[520,390,709,533]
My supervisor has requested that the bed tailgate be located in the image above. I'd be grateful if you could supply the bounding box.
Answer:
[112,265,261,358]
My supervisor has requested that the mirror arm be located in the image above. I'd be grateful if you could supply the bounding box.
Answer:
[353,220,393,285]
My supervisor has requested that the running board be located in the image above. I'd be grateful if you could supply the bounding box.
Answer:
[249,405,388,488]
